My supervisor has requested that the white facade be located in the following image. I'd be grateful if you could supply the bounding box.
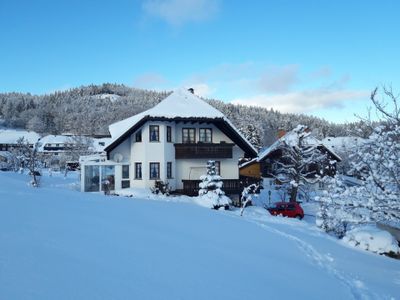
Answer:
[80,88,257,194]
[82,120,245,192]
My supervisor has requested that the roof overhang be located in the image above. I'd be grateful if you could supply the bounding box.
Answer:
[104,116,258,159]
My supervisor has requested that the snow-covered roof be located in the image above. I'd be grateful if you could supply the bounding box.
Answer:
[91,137,112,152]
[109,88,224,138]
[106,88,257,157]
[322,136,367,152]
[257,125,342,162]
[40,135,72,145]
[0,129,41,144]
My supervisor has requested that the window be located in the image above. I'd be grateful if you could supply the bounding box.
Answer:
[122,165,130,187]
[149,125,159,142]
[167,162,172,179]
[135,163,142,179]
[121,181,130,188]
[182,128,196,143]
[101,165,115,191]
[199,128,212,143]
[149,162,160,179]
[215,161,221,175]
[135,130,142,142]
[167,126,172,142]
[84,165,100,192]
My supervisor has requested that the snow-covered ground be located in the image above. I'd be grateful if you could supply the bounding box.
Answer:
[0,171,399,299]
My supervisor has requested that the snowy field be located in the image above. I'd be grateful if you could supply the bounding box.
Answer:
[0,171,399,300]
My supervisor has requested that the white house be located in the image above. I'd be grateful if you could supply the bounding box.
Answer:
[79,88,257,195]
[0,129,41,151]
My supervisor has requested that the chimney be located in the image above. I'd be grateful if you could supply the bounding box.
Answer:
[187,88,194,94]
[277,129,286,139]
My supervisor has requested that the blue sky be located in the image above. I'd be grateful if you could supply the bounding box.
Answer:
[0,0,399,123]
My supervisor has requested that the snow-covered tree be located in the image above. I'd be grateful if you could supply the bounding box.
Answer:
[13,137,42,187]
[273,125,329,202]
[239,124,263,151]
[317,87,400,236]
[240,183,262,216]
[198,160,231,209]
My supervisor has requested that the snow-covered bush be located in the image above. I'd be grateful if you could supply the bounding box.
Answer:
[150,180,170,196]
[198,160,231,209]
[343,225,399,255]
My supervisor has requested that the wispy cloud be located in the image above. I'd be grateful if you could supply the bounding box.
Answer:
[142,0,220,26]
[257,64,300,93]
[133,73,168,89]
[231,89,369,114]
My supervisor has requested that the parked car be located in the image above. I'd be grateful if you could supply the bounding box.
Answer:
[267,202,304,219]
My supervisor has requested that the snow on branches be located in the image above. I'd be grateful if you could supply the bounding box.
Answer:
[273,125,329,202]
[198,160,231,209]
[317,87,400,237]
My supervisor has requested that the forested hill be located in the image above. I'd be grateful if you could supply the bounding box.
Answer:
[0,83,368,146]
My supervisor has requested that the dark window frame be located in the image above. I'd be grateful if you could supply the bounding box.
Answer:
[167,162,172,179]
[134,162,142,180]
[122,165,130,179]
[167,126,172,143]
[215,161,221,175]
[121,180,130,188]
[199,128,212,143]
[135,130,142,142]
[149,125,160,142]
[182,128,196,144]
[149,162,160,180]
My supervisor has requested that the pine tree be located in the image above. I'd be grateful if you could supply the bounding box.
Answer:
[199,160,231,209]
[239,124,262,151]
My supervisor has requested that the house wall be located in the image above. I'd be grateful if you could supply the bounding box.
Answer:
[239,161,261,179]
[109,137,131,164]
[82,120,246,193]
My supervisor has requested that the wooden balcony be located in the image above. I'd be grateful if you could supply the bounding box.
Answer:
[174,143,234,159]
[182,179,241,196]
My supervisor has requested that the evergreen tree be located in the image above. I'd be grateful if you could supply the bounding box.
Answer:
[199,160,231,209]
[240,124,262,151]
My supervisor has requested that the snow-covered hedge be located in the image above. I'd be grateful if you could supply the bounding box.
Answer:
[343,225,399,255]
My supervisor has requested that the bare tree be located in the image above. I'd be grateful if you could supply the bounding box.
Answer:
[14,137,42,187]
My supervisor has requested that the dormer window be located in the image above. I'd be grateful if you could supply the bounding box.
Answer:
[149,126,159,142]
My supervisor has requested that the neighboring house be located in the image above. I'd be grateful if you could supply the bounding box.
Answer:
[321,136,366,153]
[240,128,341,183]
[39,135,77,155]
[0,129,41,151]
[79,88,257,195]
[39,135,111,170]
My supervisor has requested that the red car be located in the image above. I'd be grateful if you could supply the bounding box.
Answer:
[267,202,304,219]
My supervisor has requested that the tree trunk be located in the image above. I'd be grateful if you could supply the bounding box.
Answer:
[289,185,298,202]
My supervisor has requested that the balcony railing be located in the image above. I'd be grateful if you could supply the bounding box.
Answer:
[181,179,241,196]
[174,143,234,159]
